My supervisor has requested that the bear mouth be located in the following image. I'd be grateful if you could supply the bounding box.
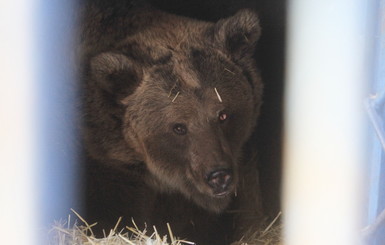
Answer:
[213,190,232,198]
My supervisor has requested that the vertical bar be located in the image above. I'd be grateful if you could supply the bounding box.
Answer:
[283,1,375,245]
[0,1,38,244]
[365,1,385,243]
[35,0,81,231]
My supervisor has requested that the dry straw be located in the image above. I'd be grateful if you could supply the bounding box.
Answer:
[49,210,196,245]
[234,212,283,245]
[49,210,282,245]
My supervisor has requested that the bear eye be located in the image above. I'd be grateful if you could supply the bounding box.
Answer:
[173,123,187,135]
[218,112,228,122]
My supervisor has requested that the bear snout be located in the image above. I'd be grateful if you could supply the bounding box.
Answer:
[206,169,233,196]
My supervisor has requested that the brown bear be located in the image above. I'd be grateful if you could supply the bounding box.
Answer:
[79,1,264,244]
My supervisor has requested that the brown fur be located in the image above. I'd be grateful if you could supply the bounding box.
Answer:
[80,1,264,244]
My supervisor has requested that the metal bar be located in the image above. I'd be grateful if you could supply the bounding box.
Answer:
[0,1,39,244]
[283,1,375,244]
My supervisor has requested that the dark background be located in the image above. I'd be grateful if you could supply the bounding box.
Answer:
[146,0,286,218]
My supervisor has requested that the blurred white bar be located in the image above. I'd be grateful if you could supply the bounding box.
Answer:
[36,0,80,230]
[284,1,375,245]
[0,1,38,244]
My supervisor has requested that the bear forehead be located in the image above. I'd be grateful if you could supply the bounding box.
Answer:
[134,47,250,114]
[141,45,245,90]
[137,61,250,119]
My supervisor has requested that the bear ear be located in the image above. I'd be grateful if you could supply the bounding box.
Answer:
[90,52,142,102]
[214,9,261,60]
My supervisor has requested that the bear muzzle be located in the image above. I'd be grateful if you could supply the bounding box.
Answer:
[206,168,233,197]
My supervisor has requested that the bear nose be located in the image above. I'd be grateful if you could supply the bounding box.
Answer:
[206,169,232,195]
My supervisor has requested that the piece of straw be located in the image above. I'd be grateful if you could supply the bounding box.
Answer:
[214,87,223,103]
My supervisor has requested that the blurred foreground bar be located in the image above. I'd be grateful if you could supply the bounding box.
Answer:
[0,1,79,244]
[283,1,376,245]
[0,1,39,244]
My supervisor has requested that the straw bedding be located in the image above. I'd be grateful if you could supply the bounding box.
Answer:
[49,210,282,245]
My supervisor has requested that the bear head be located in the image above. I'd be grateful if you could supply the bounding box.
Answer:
[84,9,263,213]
